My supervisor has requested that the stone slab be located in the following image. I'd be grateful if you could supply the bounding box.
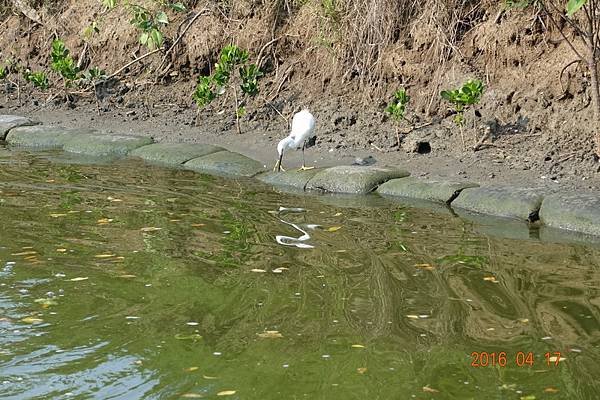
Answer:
[0,115,40,139]
[305,165,410,194]
[257,168,321,190]
[130,142,224,166]
[63,133,154,157]
[183,150,266,177]
[6,125,97,149]
[451,186,544,221]
[539,193,600,237]
[377,177,479,203]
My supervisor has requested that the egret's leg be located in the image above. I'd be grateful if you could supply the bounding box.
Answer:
[298,143,314,171]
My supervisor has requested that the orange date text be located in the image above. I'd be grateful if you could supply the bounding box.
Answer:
[470,351,563,367]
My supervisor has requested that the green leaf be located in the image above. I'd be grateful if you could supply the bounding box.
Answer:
[566,0,587,16]
[169,2,186,12]
[139,32,149,45]
[150,29,163,48]
[102,0,117,9]
[440,90,453,101]
[156,11,169,25]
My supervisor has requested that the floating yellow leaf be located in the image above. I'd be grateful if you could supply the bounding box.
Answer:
[34,298,57,306]
[250,269,267,273]
[351,344,365,348]
[191,223,206,227]
[56,248,67,252]
[22,246,34,249]
[170,219,181,222]
[69,277,89,282]
[217,391,236,396]
[95,254,116,258]
[483,276,498,283]
[24,255,38,260]
[50,213,67,218]
[257,330,283,338]
[118,275,137,278]
[107,197,123,202]
[334,212,342,217]
[326,226,342,232]
[185,367,200,372]
[423,386,439,393]
[357,367,367,374]
[140,227,162,232]
[97,218,113,224]
[406,315,419,319]
[203,375,218,380]
[11,251,37,256]
[46,179,55,183]
[175,333,203,341]
[21,317,44,324]
[544,388,559,393]
[415,263,434,270]
[180,393,204,398]
[272,267,288,274]
[518,318,529,323]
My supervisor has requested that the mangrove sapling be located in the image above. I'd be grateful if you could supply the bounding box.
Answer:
[80,67,107,115]
[440,79,484,151]
[24,70,49,91]
[385,88,410,148]
[50,39,80,89]
[192,45,263,134]
[128,2,186,51]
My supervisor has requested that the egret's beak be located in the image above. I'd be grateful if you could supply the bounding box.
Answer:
[273,151,285,172]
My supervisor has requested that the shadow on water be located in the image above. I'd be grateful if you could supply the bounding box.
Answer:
[0,148,599,399]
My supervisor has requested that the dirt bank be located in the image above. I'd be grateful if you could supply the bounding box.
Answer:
[1,0,599,193]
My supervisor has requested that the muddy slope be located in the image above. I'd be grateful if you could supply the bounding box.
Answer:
[0,0,598,191]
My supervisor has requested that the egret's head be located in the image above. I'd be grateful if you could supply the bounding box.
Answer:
[277,136,294,155]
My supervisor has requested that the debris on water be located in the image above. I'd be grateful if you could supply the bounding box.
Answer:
[357,367,367,374]
[351,344,365,348]
[250,269,266,273]
[216,391,236,396]
[186,322,199,326]
[257,330,283,338]
[125,316,140,320]
[213,352,222,356]
[321,354,331,359]
[140,227,162,232]
[69,277,88,281]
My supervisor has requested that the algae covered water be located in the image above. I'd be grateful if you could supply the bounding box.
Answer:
[1,147,600,399]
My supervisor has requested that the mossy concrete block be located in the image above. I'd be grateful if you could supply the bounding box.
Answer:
[539,193,600,237]
[0,115,40,139]
[183,150,266,177]
[130,143,224,166]
[257,168,321,190]
[378,176,479,203]
[451,186,544,221]
[63,133,154,157]
[306,165,410,194]
[6,125,96,149]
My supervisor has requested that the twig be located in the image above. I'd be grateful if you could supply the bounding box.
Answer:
[157,8,210,76]
[256,36,282,69]
[559,59,583,92]
[233,86,241,134]
[266,102,289,127]
[370,143,384,152]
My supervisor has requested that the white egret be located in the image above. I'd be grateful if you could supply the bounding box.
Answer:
[274,109,316,172]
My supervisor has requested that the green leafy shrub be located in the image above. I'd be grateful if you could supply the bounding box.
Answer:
[441,79,484,126]
[193,45,262,133]
[80,67,107,85]
[385,89,409,122]
[24,70,49,90]
[50,39,79,85]
[385,88,410,147]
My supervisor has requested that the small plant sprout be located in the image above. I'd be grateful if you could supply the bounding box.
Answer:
[441,79,484,150]
[50,39,79,87]
[24,70,49,90]
[192,44,263,134]
[128,2,186,50]
[385,88,410,148]
[80,67,107,114]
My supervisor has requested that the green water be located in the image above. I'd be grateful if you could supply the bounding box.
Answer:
[1,148,600,400]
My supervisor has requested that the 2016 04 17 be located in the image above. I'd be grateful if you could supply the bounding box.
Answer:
[470,351,563,367]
